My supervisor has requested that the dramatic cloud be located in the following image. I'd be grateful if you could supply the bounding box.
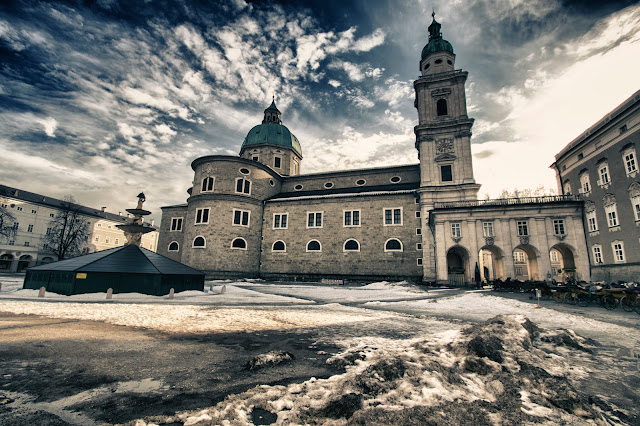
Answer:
[0,0,638,214]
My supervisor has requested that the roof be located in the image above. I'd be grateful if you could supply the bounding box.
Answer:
[421,17,454,59]
[0,184,156,228]
[241,122,303,157]
[28,245,204,276]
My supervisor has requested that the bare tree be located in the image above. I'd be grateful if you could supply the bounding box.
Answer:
[497,185,557,199]
[0,204,16,242]
[44,196,91,259]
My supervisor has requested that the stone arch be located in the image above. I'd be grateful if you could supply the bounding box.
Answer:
[17,255,32,272]
[513,244,541,280]
[478,244,506,281]
[550,242,577,282]
[0,253,14,270]
[446,245,469,286]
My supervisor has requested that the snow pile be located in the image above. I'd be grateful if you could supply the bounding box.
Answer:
[133,315,625,425]
[245,351,295,371]
[0,301,396,334]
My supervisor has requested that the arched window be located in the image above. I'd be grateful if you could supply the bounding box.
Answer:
[306,240,321,252]
[231,237,247,250]
[193,236,206,248]
[272,240,286,252]
[436,99,448,116]
[344,239,360,252]
[201,176,214,192]
[168,241,179,251]
[384,238,403,252]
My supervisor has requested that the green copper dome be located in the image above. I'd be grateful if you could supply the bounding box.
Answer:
[241,123,303,157]
[421,38,454,59]
[421,16,454,60]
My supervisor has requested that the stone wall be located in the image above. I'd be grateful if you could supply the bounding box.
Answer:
[260,192,424,280]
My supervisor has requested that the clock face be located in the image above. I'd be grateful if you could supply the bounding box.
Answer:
[436,139,454,154]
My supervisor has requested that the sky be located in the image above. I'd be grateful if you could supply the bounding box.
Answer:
[1,0,639,222]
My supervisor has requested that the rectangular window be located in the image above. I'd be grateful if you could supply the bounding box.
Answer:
[517,221,529,236]
[307,212,323,228]
[586,211,598,232]
[625,151,637,174]
[415,211,421,218]
[27,224,33,232]
[514,251,526,263]
[612,242,625,263]
[515,266,523,276]
[16,206,22,211]
[482,222,494,237]
[620,124,627,134]
[195,208,210,224]
[31,209,37,214]
[105,237,110,244]
[201,177,215,192]
[633,195,640,221]
[233,209,250,227]
[13,222,18,230]
[235,178,251,195]
[416,228,422,235]
[344,210,360,227]
[274,156,282,168]
[24,241,29,247]
[580,174,590,194]
[171,217,183,231]
[441,165,453,182]
[95,236,99,242]
[273,213,288,229]
[592,245,603,264]
[115,238,119,244]
[550,251,559,262]
[605,204,618,227]
[46,227,51,235]
[8,240,14,246]
[417,258,423,266]
[451,223,461,238]
[50,213,55,217]
[598,165,610,185]
[553,219,565,235]
[416,243,422,250]
[384,208,402,225]
[252,155,259,162]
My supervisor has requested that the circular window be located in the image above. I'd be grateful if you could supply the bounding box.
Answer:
[294,184,303,191]
[324,182,334,189]
[447,59,452,65]
[390,176,401,183]
[240,168,250,175]
[269,179,275,187]
[356,179,366,186]
[435,59,443,64]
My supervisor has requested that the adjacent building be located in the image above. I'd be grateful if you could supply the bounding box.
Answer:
[552,90,640,283]
[0,185,159,272]
[158,16,590,285]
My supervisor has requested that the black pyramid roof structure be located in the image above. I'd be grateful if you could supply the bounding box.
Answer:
[24,245,205,296]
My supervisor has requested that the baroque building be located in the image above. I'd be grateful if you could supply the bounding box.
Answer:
[158,17,589,284]
[552,90,640,283]
[0,185,159,272]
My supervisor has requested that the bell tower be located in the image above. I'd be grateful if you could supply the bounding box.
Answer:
[415,14,480,282]
[414,13,480,201]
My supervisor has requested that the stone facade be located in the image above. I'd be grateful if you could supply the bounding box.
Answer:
[552,90,640,283]
[157,17,592,284]
[0,185,159,272]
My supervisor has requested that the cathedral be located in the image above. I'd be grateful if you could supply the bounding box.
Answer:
[157,17,589,284]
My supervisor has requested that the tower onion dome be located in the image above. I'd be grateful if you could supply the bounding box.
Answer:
[240,99,302,157]
[421,15,454,59]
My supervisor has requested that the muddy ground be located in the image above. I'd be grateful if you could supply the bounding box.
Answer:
[0,313,342,425]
